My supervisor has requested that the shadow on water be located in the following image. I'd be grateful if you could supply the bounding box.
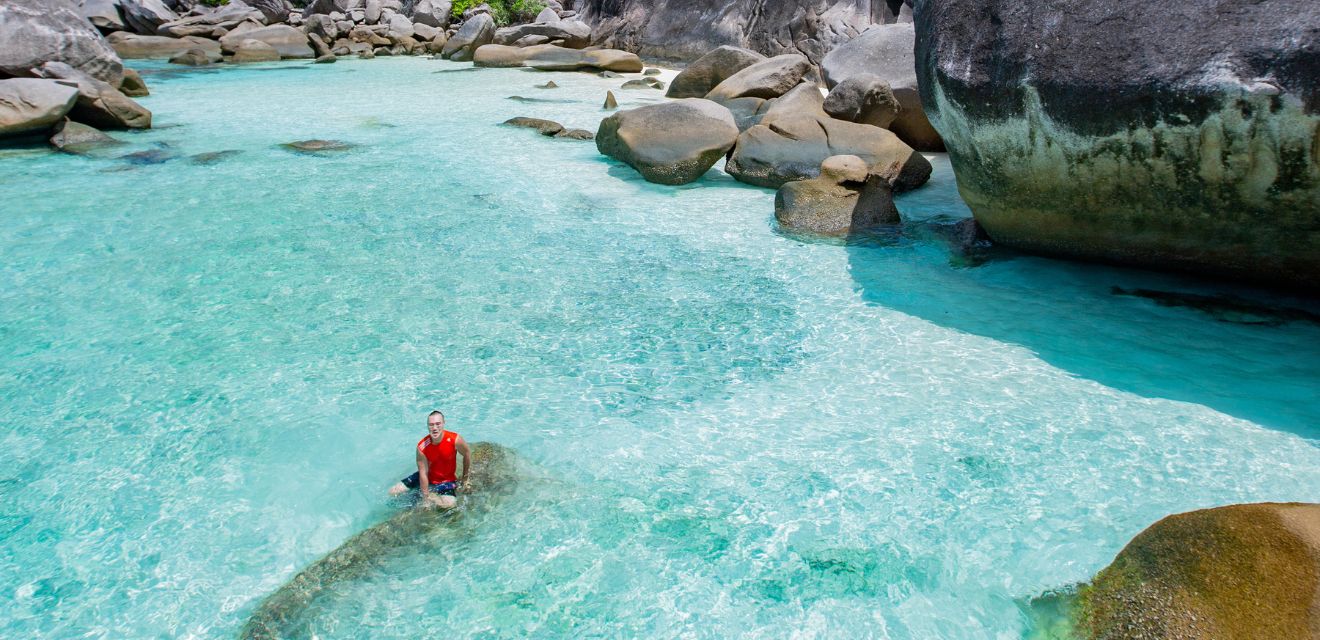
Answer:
[842,213,1320,438]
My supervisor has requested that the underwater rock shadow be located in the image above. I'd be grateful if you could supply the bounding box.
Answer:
[844,239,1320,439]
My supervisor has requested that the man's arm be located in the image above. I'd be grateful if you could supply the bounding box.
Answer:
[456,436,471,490]
[416,449,431,497]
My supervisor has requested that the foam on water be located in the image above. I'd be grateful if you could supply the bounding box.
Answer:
[1,58,1318,638]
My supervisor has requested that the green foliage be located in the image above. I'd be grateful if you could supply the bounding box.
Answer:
[450,0,547,26]
[199,0,229,6]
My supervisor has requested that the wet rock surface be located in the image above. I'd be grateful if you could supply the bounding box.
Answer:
[916,0,1320,290]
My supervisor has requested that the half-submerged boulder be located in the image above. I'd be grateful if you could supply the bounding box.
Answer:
[596,98,739,185]
[775,155,901,236]
[822,23,943,152]
[0,78,79,139]
[33,61,151,130]
[1078,503,1320,639]
[525,47,642,73]
[726,114,930,191]
[0,0,125,87]
[441,13,495,61]
[49,119,123,154]
[666,45,765,99]
[916,0,1320,290]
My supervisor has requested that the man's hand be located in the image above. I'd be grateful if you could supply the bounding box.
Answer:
[421,492,446,508]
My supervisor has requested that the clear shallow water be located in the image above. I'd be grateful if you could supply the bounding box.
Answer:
[1,57,1318,639]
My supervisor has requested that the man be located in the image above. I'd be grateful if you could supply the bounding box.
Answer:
[388,410,471,508]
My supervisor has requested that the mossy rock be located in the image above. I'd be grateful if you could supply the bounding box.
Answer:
[1078,502,1320,640]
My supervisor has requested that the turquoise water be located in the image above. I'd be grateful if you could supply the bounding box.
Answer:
[1,58,1318,638]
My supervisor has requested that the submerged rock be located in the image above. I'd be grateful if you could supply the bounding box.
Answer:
[1078,503,1320,639]
[0,79,79,139]
[916,0,1320,289]
[190,150,244,165]
[119,148,176,165]
[555,128,594,141]
[775,155,901,236]
[665,45,764,99]
[281,139,356,153]
[502,116,564,136]
[49,119,123,154]
[0,0,125,86]
[596,98,739,185]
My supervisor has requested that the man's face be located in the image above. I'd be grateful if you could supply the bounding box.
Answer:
[428,415,445,438]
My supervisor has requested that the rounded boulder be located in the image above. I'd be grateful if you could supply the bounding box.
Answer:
[596,98,739,185]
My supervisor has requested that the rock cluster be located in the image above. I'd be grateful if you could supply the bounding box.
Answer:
[597,45,931,195]
[774,155,902,236]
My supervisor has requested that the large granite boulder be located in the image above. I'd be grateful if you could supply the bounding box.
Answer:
[411,0,450,28]
[33,61,151,130]
[0,78,79,139]
[472,44,561,67]
[441,13,495,61]
[231,39,280,63]
[108,32,222,59]
[1078,503,1320,639]
[244,0,290,23]
[157,2,265,38]
[523,47,642,72]
[491,20,591,49]
[577,0,905,64]
[916,0,1320,289]
[775,155,901,236]
[303,0,349,17]
[219,25,314,58]
[726,113,930,191]
[120,0,178,35]
[705,54,810,102]
[81,0,127,33]
[596,98,739,185]
[0,0,125,87]
[821,23,942,151]
[823,73,900,129]
[665,45,764,99]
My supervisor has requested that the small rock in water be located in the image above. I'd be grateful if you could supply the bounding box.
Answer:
[314,54,338,64]
[598,70,622,78]
[118,149,176,165]
[502,116,564,136]
[168,49,212,66]
[49,120,123,155]
[358,50,376,59]
[536,80,559,89]
[281,139,356,154]
[621,78,663,90]
[189,150,243,165]
[505,95,566,103]
[555,128,594,140]
[643,67,661,76]
[603,90,618,109]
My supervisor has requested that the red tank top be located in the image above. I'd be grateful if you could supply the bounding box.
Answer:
[417,431,458,485]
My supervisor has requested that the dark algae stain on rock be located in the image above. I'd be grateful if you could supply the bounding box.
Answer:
[914,0,1320,290]
[1076,503,1320,640]
[1111,287,1320,327]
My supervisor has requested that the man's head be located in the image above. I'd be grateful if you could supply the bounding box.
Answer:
[427,410,445,439]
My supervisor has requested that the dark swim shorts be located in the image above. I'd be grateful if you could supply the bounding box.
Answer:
[400,472,457,496]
